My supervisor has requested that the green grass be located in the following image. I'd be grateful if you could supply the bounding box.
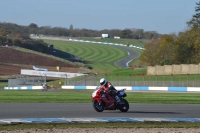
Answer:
[43,39,146,74]
[1,89,200,104]
[0,82,8,87]
[107,68,147,76]
[96,72,200,82]
[1,122,200,130]
[44,39,129,73]
[76,37,146,68]
[79,37,146,47]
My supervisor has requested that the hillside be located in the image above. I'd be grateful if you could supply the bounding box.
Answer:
[0,46,86,76]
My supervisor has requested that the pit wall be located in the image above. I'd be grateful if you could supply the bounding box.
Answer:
[4,86,200,92]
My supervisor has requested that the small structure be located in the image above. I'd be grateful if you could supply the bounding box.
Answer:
[114,36,120,39]
[102,34,108,38]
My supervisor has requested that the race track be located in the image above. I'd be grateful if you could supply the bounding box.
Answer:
[113,46,140,68]
[31,36,141,68]
[0,103,199,119]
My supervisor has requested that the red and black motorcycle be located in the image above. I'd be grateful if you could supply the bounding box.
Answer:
[91,87,129,112]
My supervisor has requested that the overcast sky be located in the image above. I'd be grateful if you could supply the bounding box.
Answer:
[0,0,198,34]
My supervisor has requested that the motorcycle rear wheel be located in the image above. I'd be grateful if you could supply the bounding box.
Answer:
[119,99,129,112]
[92,100,104,112]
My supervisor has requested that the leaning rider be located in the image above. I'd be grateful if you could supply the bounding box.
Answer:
[98,78,120,103]
[42,83,47,90]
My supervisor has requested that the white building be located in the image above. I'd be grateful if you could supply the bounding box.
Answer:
[102,34,108,38]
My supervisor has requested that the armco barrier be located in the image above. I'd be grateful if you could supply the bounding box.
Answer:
[4,86,200,92]
[68,38,145,50]
[62,86,200,92]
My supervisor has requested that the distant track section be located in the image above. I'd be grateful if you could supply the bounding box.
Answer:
[31,36,142,68]
[113,46,140,68]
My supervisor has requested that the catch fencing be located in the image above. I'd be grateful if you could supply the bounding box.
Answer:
[66,74,200,87]
[8,76,46,87]
[6,74,200,88]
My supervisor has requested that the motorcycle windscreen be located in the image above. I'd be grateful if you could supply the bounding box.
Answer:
[117,91,127,97]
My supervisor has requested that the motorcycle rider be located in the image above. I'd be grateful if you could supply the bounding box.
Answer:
[42,83,48,91]
[98,78,120,103]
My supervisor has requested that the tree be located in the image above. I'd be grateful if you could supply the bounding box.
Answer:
[187,1,200,28]
[140,38,161,66]
[69,24,73,31]
[175,28,200,64]
[0,28,7,37]
[69,24,73,37]
[140,34,176,66]
[29,23,38,28]
[12,38,21,46]
[158,34,176,65]
[120,29,132,38]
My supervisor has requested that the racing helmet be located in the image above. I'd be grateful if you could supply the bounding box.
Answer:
[100,78,107,86]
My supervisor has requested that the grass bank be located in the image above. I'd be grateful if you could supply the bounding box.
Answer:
[43,39,144,73]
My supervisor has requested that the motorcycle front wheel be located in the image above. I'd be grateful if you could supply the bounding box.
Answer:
[119,99,129,112]
[92,100,104,112]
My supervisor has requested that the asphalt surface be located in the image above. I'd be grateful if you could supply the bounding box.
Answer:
[0,103,199,119]
[113,46,140,68]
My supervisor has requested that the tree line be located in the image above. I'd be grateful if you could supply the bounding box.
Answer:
[0,16,162,56]
[0,16,161,59]
[140,1,200,66]
[0,22,160,42]
[0,27,49,53]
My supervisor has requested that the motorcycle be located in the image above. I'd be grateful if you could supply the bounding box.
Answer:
[42,84,50,91]
[91,87,129,112]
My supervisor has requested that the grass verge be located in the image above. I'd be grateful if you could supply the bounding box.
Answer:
[0,89,200,104]
[0,122,200,130]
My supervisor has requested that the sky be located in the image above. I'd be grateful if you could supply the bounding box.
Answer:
[0,0,199,34]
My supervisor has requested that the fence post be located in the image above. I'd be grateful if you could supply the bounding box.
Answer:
[85,75,86,86]
[195,75,197,87]
[65,74,68,85]
[143,74,145,86]
[187,73,189,87]
[171,74,173,86]
[44,74,46,84]
[156,74,158,87]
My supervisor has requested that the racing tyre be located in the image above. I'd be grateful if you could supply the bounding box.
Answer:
[119,99,129,112]
[92,100,104,112]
